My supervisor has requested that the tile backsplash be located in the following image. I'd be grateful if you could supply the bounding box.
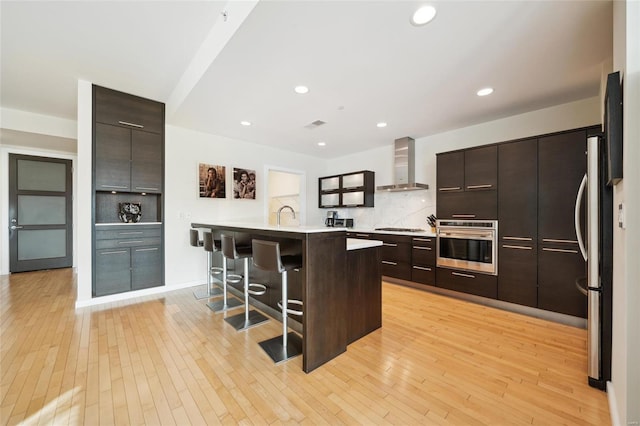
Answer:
[330,190,436,230]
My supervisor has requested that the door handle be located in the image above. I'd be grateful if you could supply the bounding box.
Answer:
[10,225,23,230]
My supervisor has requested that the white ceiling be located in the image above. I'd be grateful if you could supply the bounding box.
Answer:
[1,1,612,159]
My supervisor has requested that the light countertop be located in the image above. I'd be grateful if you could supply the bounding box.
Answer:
[192,221,347,234]
[346,238,383,251]
[347,228,437,237]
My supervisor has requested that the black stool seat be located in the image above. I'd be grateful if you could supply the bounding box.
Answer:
[252,239,303,364]
[221,234,269,331]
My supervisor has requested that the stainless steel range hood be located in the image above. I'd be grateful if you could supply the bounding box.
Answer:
[376,137,429,191]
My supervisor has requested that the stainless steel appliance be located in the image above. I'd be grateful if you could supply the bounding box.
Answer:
[436,220,498,275]
[575,135,613,390]
[325,210,337,227]
[334,218,354,228]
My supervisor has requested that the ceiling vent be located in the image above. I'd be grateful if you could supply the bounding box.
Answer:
[376,137,429,192]
[304,120,326,130]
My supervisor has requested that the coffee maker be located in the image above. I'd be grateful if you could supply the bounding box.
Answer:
[325,210,338,227]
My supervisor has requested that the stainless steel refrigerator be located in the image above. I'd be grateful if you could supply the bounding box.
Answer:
[575,135,613,390]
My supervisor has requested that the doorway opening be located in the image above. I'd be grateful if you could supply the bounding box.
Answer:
[265,167,306,226]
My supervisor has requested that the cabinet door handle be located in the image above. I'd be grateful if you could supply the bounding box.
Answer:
[135,247,158,252]
[542,238,578,244]
[118,231,144,235]
[355,233,370,237]
[542,247,578,254]
[439,187,461,192]
[412,266,432,271]
[503,244,532,250]
[503,236,533,241]
[135,187,159,191]
[100,184,128,189]
[382,243,398,247]
[100,250,127,255]
[452,214,476,218]
[413,246,432,250]
[413,238,432,242]
[118,120,144,128]
[118,240,144,244]
[452,271,476,279]
[381,261,397,266]
[466,184,493,190]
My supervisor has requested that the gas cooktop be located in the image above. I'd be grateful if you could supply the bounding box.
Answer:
[374,227,426,232]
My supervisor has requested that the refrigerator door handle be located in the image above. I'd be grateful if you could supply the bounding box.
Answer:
[575,174,588,261]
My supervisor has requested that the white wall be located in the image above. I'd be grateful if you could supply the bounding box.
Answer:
[610,1,640,425]
[326,96,600,230]
[162,125,325,290]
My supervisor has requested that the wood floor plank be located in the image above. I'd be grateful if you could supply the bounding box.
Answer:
[0,269,610,425]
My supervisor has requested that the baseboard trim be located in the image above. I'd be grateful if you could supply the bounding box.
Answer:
[607,381,622,426]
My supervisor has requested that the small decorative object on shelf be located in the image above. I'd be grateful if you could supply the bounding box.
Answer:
[118,202,142,223]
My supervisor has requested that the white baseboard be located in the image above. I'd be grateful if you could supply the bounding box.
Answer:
[74,280,202,309]
[607,381,622,426]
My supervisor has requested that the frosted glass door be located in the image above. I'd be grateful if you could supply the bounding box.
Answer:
[9,155,73,272]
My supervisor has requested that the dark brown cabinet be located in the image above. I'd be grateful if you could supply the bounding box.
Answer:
[497,138,538,307]
[436,267,497,299]
[94,225,162,296]
[437,145,497,219]
[411,236,435,285]
[537,130,587,318]
[92,85,165,298]
[318,170,374,208]
[370,233,411,281]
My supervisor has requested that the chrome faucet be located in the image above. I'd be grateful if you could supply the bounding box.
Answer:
[277,205,295,226]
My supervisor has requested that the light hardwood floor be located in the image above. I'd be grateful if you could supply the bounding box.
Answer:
[1,269,610,425]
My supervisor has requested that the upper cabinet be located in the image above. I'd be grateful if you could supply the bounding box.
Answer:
[436,145,497,219]
[318,170,374,208]
[94,86,164,134]
[93,86,165,194]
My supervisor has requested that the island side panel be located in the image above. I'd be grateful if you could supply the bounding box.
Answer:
[302,232,348,372]
[346,246,382,344]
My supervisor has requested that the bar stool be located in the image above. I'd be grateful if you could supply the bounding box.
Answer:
[191,229,223,299]
[221,234,270,331]
[252,239,303,363]
[206,231,243,312]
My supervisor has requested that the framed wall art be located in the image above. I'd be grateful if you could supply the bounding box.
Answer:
[233,167,256,199]
[199,163,226,198]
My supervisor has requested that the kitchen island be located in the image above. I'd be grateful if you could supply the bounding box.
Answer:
[191,222,382,372]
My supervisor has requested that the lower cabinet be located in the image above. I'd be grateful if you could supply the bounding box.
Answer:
[411,236,435,285]
[497,242,537,307]
[374,233,412,281]
[94,225,163,297]
[538,243,587,318]
[436,267,497,299]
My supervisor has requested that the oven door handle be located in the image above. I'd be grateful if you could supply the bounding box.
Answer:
[439,232,494,240]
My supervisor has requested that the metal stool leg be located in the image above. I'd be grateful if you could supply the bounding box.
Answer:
[224,258,269,330]
[207,257,242,312]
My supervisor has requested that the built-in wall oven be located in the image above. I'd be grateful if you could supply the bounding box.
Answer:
[437,220,498,275]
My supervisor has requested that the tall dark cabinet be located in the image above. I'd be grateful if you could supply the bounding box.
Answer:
[92,85,165,297]
[537,130,587,318]
[497,138,538,307]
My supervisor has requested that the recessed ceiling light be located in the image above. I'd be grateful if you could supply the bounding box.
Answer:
[317,141,326,147]
[377,122,388,128]
[411,5,437,26]
[240,121,252,126]
[294,85,309,94]
[477,87,494,97]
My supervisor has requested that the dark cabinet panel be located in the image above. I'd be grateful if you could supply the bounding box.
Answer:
[371,233,411,280]
[465,145,497,190]
[346,246,381,344]
[437,191,497,220]
[131,131,163,193]
[538,130,586,242]
[538,245,587,318]
[411,236,436,285]
[94,85,164,134]
[497,243,537,307]
[131,246,163,290]
[436,267,497,299]
[498,138,538,239]
[436,151,464,191]
[95,248,131,296]
[94,123,131,191]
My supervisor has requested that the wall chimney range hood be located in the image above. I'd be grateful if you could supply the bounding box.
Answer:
[376,137,429,191]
